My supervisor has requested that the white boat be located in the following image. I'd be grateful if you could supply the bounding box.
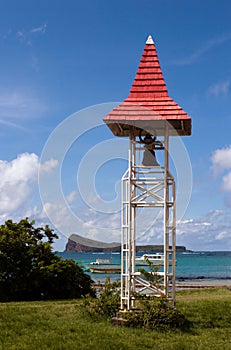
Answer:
[135,253,172,266]
[90,265,121,274]
[90,258,111,265]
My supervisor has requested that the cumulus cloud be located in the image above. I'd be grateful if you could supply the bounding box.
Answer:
[38,194,231,251]
[41,202,70,229]
[123,208,231,250]
[40,159,59,173]
[80,209,121,241]
[0,153,59,221]
[176,210,231,250]
[0,153,38,214]
[211,145,231,174]
[39,197,122,243]
[210,146,231,204]
[222,172,231,192]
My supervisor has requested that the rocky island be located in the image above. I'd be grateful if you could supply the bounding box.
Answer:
[65,234,189,253]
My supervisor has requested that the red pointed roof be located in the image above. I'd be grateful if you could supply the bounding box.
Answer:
[103,35,191,136]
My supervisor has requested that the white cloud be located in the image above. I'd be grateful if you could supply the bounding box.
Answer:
[132,209,231,250]
[37,196,231,251]
[41,202,69,226]
[80,210,121,240]
[16,30,31,46]
[16,24,47,46]
[207,81,230,97]
[222,172,231,192]
[40,159,59,173]
[0,118,26,130]
[211,145,231,175]
[39,198,122,243]
[40,201,85,238]
[66,191,76,204]
[0,153,38,214]
[175,209,231,250]
[215,231,229,241]
[177,218,193,224]
[172,33,231,65]
[0,90,47,123]
[1,25,46,43]
[31,24,47,34]
[16,31,24,38]
[210,146,231,204]
[24,206,41,218]
[0,153,59,222]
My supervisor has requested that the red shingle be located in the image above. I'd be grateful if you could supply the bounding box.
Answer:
[103,35,191,136]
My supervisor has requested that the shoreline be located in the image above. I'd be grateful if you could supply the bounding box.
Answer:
[176,277,231,288]
[93,277,231,290]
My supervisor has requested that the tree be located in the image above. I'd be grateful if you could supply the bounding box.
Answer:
[0,218,95,301]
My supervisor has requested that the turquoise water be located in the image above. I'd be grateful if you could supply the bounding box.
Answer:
[57,251,231,282]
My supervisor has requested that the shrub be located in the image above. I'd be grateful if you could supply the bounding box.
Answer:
[84,278,191,331]
[0,218,95,301]
[124,296,191,331]
[84,257,191,332]
[84,277,120,319]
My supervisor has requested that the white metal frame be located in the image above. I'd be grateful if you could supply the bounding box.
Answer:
[121,128,176,310]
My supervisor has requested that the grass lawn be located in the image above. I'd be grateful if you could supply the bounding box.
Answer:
[0,287,230,350]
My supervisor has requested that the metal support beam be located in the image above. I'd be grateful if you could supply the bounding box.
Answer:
[121,127,176,310]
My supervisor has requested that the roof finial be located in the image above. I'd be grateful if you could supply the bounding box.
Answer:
[146,35,154,45]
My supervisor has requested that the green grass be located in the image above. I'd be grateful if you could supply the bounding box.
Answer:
[0,288,231,350]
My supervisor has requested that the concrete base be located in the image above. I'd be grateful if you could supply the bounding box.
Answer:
[111,316,128,326]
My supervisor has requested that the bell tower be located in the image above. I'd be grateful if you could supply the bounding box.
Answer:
[103,35,191,310]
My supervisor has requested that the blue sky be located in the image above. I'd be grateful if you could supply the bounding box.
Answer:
[0,0,231,251]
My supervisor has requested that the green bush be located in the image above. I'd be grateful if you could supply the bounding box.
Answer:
[84,278,191,331]
[122,257,192,331]
[0,218,95,301]
[124,296,192,331]
[84,277,120,319]
[84,256,191,332]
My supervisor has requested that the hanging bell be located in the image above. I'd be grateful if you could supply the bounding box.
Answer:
[142,149,160,166]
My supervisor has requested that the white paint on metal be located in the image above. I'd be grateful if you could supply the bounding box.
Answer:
[121,129,176,310]
[146,35,154,45]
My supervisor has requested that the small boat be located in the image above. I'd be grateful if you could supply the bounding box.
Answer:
[135,253,172,266]
[90,265,121,274]
[90,258,111,265]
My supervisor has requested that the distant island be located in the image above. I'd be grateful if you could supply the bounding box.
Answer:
[65,234,190,253]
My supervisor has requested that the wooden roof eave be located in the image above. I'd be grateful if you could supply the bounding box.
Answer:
[104,118,191,137]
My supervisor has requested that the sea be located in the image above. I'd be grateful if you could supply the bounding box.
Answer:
[57,251,231,284]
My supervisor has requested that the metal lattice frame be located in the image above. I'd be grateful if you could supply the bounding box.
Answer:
[121,128,176,310]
